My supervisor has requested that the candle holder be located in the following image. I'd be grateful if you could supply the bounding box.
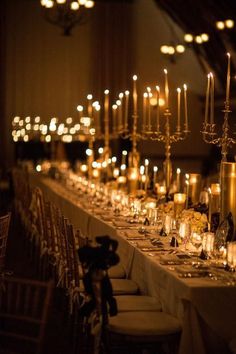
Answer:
[201,54,236,162]
[145,107,190,192]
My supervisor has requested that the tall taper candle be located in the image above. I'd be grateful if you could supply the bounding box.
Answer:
[147,87,151,130]
[210,73,214,125]
[119,93,124,130]
[144,159,149,192]
[124,90,129,129]
[164,69,169,108]
[177,88,181,132]
[87,94,93,117]
[226,52,231,104]
[143,92,148,131]
[153,166,158,191]
[133,75,138,115]
[183,84,188,131]
[112,104,118,133]
[205,74,210,125]
[176,168,181,192]
[156,86,160,131]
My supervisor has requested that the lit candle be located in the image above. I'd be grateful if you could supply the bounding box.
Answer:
[104,89,109,122]
[183,84,188,131]
[118,92,124,130]
[205,74,210,125]
[164,69,169,108]
[143,92,148,131]
[77,105,84,121]
[144,159,149,192]
[116,99,122,131]
[112,104,118,133]
[208,187,212,230]
[156,86,160,131]
[176,168,181,192]
[147,87,151,130]
[133,75,138,115]
[87,94,93,117]
[153,166,158,189]
[226,52,231,104]
[210,73,214,125]
[124,90,129,130]
[140,165,145,189]
[185,174,189,208]
[95,104,101,135]
[177,88,181,132]
[121,150,127,165]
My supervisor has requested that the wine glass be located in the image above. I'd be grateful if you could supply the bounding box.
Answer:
[190,231,203,253]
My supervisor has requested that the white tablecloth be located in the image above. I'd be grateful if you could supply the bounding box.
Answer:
[30,173,236,354]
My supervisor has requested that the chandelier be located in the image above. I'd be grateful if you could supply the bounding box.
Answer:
[40,0,95,36]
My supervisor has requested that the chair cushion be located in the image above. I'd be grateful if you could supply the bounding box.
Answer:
[108,264,126,278]
[111,279,139,295]
[115,295,162,312]
[108,311,182,336]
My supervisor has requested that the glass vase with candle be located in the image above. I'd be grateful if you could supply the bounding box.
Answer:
[174,193,186,219]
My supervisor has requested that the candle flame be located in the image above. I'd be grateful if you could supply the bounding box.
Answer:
[87,94,93,100]
[153,166,158,172]
[164,69,168,74]
[185,180,189,185]
[177,168,181,174]
[227,52,231,58]
[112,104,117,110]
[208,187,212,194]
[125,90,129,95]
[119,92,124,99]
[104,89,109,94]
[183,84,187,90]
[133,75,137,81]
[147,87,151,92]
[144,159,149,166]
[156,85,160,91]
[143,92,148,98]
[77,105,83,112]
[177,87,181,93]
[122,150,127,155]
[185,173,189,179]
[116,100,121,106]
[207,73,211,79]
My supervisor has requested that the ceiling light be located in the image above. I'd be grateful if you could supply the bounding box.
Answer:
[195,35,203,44]
[160,45,169,54]
[225,19,234,28]
[184,34,193,43]
[176,44,185,53]
[216,21,225,30]
[201,33,209,42]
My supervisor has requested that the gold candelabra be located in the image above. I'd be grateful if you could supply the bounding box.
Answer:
[202,53,236,162]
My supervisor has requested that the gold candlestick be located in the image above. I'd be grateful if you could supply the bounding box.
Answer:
[202,54,236,162]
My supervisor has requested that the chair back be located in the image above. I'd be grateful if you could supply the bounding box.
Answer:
[0,212,11,271]
[0,276,53,354]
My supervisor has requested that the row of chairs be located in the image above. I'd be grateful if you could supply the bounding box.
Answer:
[12,167,182,354]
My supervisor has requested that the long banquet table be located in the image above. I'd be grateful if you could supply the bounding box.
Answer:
[29,172,236,354]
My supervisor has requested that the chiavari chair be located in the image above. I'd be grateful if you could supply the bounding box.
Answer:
[0,212,11,274]
[0,276,54,354]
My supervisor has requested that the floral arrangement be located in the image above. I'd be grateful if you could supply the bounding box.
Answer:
[181,209,208,233]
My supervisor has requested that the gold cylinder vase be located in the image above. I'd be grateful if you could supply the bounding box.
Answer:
[189,173,202,205]
[220,162,236,231]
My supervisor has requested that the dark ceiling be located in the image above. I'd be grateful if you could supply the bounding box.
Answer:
[155,0,236,95]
